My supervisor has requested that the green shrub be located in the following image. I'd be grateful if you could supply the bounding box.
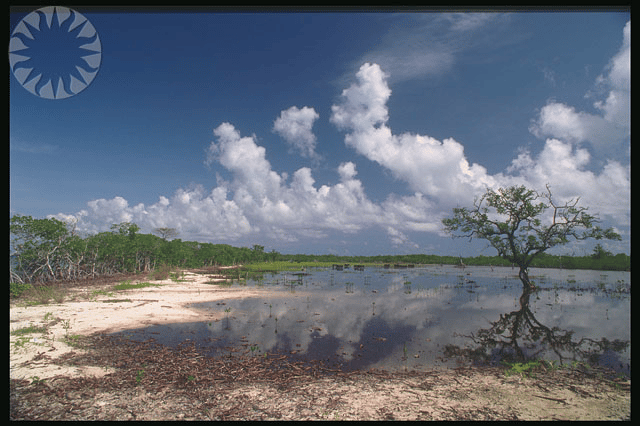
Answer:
[149,264,173,280]
[10,282,33,299]
[19,285,67,305]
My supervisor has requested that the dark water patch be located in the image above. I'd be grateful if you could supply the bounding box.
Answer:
[111,265,630,376]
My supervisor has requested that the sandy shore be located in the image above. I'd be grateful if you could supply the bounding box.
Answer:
[10,270,261,381]
[10,270,631,420]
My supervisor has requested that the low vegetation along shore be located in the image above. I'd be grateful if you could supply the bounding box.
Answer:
[10,267,630,420]
[10,215,629,290]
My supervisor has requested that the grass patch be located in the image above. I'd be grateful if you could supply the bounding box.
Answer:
[62,334,85,348]
[11,324,48,336]
[11,322,53,351]
[169,271,187,282]
[113,280,161,291]
[12,336,33,349]
[87,289,115,300]
[501,359,559,378]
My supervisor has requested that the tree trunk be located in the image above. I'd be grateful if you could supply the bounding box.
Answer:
[519,266,536,290]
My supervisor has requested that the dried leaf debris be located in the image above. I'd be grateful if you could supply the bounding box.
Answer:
[10,334,630,421]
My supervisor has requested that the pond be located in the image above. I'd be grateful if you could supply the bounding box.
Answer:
[112,265,630,376]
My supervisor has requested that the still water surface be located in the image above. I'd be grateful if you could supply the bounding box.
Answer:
[113,265,630,376]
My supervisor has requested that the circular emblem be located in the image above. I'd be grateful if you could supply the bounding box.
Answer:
[9,6,102,99]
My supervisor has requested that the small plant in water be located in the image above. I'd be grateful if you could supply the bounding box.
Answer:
[401,342,409,371]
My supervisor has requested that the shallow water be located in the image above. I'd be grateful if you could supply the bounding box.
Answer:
[113,265,630,375]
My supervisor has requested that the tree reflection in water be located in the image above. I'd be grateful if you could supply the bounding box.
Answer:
[444,286,629,374]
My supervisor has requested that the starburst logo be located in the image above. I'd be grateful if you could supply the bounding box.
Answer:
[9,6,102,99]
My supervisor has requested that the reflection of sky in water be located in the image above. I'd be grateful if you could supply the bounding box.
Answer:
[113,266,630,374]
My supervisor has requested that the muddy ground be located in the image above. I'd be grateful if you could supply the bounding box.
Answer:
[10,270,630,421]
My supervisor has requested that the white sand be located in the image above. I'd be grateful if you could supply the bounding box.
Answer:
[9,271,265,380]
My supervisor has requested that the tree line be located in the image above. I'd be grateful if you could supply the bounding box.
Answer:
[10,215,629,286]
[9,215,273,285]
[272,250,629,272]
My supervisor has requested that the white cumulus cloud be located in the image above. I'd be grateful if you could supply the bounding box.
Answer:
[529,21,630,151]
[56,122,392,245]
[273,106,320,159]
[331,62,500,207]
[507,139,630,226]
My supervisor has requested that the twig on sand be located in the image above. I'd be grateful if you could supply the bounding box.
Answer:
[533,394,567,405]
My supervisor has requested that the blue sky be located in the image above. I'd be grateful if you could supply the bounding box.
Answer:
[10,9,630,257]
